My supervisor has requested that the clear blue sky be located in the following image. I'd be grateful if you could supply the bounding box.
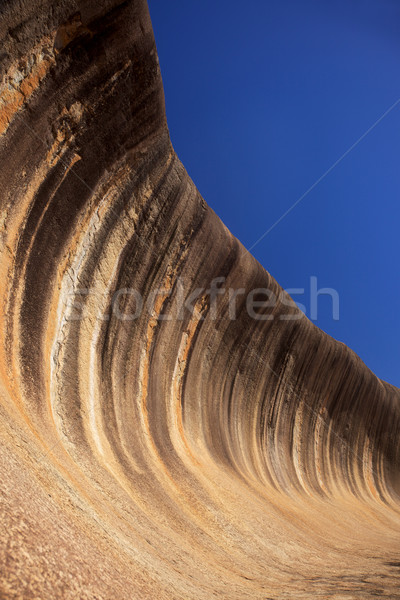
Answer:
[149,0,400,387]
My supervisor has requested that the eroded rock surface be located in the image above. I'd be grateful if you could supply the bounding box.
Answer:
[0,1,399,598]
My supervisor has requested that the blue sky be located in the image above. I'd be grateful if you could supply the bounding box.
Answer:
[149,0,400,387]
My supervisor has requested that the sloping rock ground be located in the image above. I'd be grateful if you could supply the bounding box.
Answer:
[0,1,399,598]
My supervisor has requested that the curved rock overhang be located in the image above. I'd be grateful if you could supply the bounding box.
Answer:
[0,1,399,598]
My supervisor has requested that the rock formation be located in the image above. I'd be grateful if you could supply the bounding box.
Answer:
[0,1,399,598]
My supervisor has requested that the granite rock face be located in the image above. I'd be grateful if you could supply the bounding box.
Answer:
[0,1,399,598]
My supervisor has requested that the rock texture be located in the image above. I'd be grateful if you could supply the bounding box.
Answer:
[0,1,399,598]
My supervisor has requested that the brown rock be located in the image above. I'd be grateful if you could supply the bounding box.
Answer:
[0,1,399,598]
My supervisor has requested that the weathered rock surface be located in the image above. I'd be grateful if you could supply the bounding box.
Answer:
[0,1,399,598]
